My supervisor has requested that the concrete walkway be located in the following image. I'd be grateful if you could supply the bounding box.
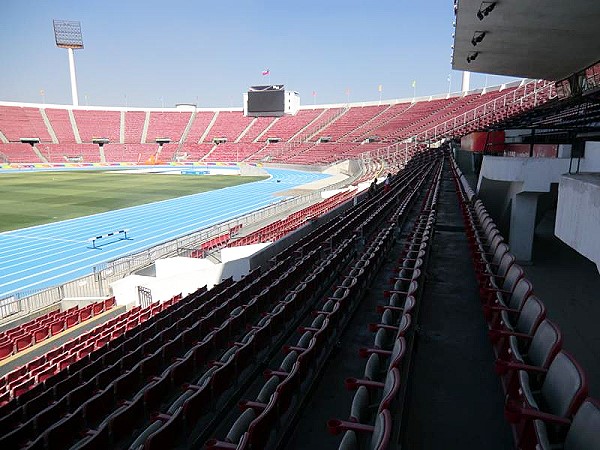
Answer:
[401,162,513,449]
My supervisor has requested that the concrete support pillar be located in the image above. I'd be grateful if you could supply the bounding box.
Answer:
[461,71,471,93]
[509,192,540,262]
[68,48,79,106]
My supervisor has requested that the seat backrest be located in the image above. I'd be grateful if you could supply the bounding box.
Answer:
[508,278,533,311]
[486,227,503,243]
[370,409,392,450]
[338,431,358,450]
[501,264,524,293]
[225,408,256,444]
[542,351,588,418]
[379,368,400,411]
[374,328,392,349]
[532,419,551,450]
[480,215,494,230]
[516,295,546,336]
[364,353,381,381]
[388,337,406,369]
[496,251,516,279]
[565,398,600,450]
[397,314,412,337]
[527,319,562,369]
[350,386,370,423]
[487,233,504,255]
[491,242,510,266]
[402,296,416,314]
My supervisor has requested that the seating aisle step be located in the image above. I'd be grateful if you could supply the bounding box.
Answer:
[400,161,513,449]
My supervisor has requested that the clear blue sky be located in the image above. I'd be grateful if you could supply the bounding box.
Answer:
[0,0,520,108]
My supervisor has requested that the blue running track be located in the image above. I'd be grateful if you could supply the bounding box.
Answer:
[0,168,329,299]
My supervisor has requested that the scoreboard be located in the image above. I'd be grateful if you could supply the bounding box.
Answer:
[246,85,285,117]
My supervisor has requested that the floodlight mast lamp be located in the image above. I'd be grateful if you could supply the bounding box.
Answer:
[53,20,84,106]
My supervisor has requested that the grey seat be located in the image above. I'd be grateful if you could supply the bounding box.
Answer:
[496,319,562,395]
[338,430,358,450]
[532,397,600,450]
[328,409,392,450]
[478,247,514,293]
[506,351,588,446]
[485,266,532,324]
[369,409,392,450]
[490,295,546,353]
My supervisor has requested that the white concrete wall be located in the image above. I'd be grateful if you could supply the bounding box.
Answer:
[111,258,222,306]
[221,243,270,281]
[478,156,571,193]
[478,142,600,193]
[155,257,223,289]
[555,174,600,272]
[478,145,600,265]
[110,244,271,306]
[580,142,600,171]
[111,275,153,306]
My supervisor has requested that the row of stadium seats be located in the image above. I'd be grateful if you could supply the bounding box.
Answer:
[0,282,248,448]
[257,109,321,142]
[445,80,555,139]
[48,241,335,449]
[204,152,442,449]
[0,83,541,165]
[189,225,243,258]
[0,297,130,407]
[0,299,115,362]
[312,105,386,142]
[1,230,359,450]
[0,143,38,163]
[207,235,383,449]
[450,158,600,450]
[326,159,442,449]
[229,190,356,247]
[140,241,353,450]
[0,150,459,450]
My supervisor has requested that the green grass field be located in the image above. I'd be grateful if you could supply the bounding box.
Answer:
[0,171,267,232]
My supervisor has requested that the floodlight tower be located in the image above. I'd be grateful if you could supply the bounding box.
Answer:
[53,20,84,106]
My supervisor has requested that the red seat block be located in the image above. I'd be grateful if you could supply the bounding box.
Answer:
[15,334,33,352]
[50,319,66,336]
[0,342,13,360]
[92,301,104,316]
[66,314,79,329]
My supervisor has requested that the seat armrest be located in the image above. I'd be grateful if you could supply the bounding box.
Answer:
[494,359,548,376]
[368,323,399,332]
[358,347,392,358]
[345,377,385,391]
[504,405,571,426]
[327,418,375,435]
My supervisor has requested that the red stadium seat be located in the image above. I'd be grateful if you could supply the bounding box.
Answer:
[0,342,13,360]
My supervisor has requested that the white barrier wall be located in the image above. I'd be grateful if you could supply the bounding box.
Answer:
[555,174,600,273]
[476,142,600,263]
[221,243,270,281]
[110,245,270,306]
[477,157,571,261]
[110,258,222,306]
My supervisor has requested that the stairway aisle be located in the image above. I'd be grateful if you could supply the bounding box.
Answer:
[401,160,514,449]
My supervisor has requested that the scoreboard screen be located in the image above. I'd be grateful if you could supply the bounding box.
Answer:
[247,85,285,117]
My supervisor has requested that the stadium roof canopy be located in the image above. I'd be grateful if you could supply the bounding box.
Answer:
[452,0,600,81]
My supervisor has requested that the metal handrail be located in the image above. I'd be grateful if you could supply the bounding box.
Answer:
[360,79,556,162]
